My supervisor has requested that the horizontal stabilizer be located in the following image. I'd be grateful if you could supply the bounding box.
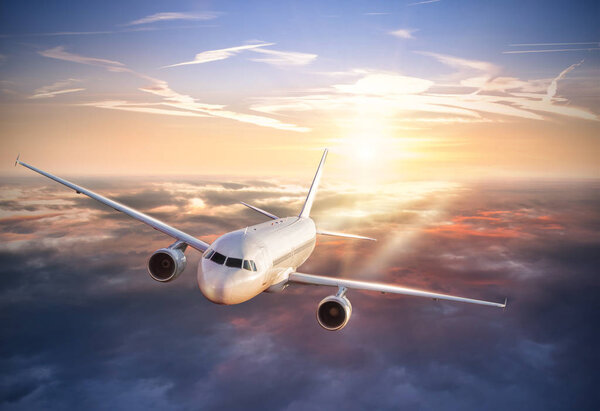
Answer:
[317,229,376,241]
[240,202,279,220]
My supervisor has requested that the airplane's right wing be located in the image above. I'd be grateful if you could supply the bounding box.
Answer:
[16,158,210,252]
[288,272,506,308]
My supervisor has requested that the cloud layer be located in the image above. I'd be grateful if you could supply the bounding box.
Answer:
[1,176,598,410]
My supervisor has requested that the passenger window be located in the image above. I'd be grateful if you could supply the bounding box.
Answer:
[204,249,214,259]
[250,260,257,271]
[243,260,252,271]
[210,252,226,265]
[225,257,243,268]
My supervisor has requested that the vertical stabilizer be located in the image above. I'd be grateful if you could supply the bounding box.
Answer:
[299,149,328,218]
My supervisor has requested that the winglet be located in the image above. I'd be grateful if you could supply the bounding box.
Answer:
[299,148,328,218]
[14,153,20,167]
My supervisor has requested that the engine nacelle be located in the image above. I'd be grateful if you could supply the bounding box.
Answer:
[316,294,352,331]
[147,243,187,282]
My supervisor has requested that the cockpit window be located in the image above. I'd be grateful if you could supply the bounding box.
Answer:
[204,249,214,259]
[243,260,252,271]
[210,252,226,265]
[225,257,243,268]
[250,260,257,271]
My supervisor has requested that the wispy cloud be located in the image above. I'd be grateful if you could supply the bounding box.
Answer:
[29,79,85,99]
[503,48,599,54]
[163,43,274,68]
[389,28,417,39]
[82,101,208,117]
[509,42,599,47]
[38,46,309,132]
[416,51,499,73]
[544,60,584,102]
[164,43,317,68]
[408,0,441,6]
[249,48,317,66]
[39,46,124,68]
[250,53,598,123]
[365,12,390,16]
[125,11,218,26]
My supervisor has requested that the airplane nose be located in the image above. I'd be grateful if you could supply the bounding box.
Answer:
[198,261,261,305]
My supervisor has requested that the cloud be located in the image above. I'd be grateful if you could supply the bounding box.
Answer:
[125,11,218,26]
[29,79,85,99]
[408,0,441,5]
[39,46,124,68]
[38,46,309,132]
[503,48,600,54]
[164,43,317,68]
[389,28,417,39]
[163,43,274,68]
[1,179,598,410]
[83,100,209,117]
[544,60,584,102]
[509,42,599,47]
[248,48,317,66]
[250,53,598,123]
[416,51,499,73]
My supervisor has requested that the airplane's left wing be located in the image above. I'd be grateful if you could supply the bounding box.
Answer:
[288,272,506,308]
[16,158,210,252]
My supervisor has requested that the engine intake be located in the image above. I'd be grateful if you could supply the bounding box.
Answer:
[147,242,187,282]
[316,293,352,331]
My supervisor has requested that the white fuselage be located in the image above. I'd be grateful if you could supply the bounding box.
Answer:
[198,217,316,304]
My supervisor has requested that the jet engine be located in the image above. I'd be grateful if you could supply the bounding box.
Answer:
[316,292,352,331]
[147,241,187,282]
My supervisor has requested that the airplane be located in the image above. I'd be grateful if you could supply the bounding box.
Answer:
[16,149,506,331]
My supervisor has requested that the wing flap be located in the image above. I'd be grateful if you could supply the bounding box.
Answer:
[288,272,506,308]
[17,159,210,252]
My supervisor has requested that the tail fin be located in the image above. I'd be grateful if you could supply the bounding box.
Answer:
[299,148,328,218]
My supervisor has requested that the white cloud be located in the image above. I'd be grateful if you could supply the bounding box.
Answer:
[417,51,499,73]
[249,54,598,123]
[164,43,317,68]
[503,48,599,54]
[249,48,317,66]
[333,73,433,95]
[163,43,274,68]
[29,79,85,99]
[125,12,218,26]
[83,101,208,117]
[39,46,124,68]
[408,0,441,6]
[544,60,584,102]
[389,29,417,39]
[38,46,310,132]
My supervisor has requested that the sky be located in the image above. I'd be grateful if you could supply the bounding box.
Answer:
[0,0,598,180]
[1,1,599,410]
